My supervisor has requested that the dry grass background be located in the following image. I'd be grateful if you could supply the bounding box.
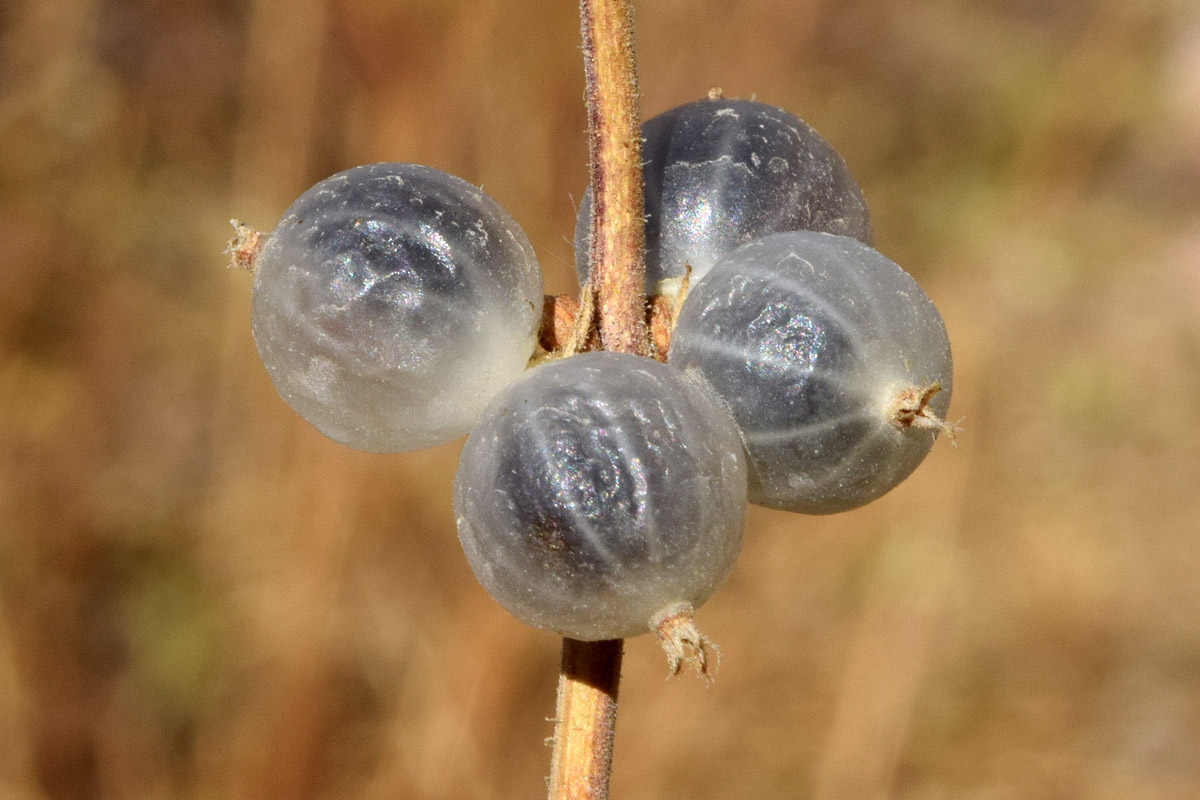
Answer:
[2,0,1200,798]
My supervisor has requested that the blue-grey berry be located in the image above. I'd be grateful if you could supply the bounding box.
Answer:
[454,352,747,641]
[576,98,872,293]
[669,231,952,514]
[251,163,542,452]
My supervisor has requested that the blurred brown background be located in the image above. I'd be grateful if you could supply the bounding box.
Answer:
[3,0,1200,798]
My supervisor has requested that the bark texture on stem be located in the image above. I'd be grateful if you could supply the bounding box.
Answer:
[580,0,650,357]
[548,638,623,800]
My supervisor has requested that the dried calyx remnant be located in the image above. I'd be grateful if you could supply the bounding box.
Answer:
[887,382,960,439]
[652,602,719,681]
[227,220,263,271]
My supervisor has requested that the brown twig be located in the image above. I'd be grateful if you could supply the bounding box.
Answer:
[547,1,648,798]
[548,639,623,800]
[580,0,650,358]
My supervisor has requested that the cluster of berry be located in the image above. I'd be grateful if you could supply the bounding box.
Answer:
[248,96,953,646]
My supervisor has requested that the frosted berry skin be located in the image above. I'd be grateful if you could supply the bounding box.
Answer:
[454,352,747,641]
[575,97,872,291]
[251,163,542,452]
[669,231,952,515]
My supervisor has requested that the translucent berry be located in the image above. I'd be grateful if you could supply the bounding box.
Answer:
[669,231,953,514]
[575,97,872,292]
[250,163,543,452]
[454,352,747,642]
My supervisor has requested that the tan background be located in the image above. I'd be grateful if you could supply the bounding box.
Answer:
[3,1,1200,798]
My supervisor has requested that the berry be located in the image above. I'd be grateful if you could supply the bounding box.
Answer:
[454,352,747,641]
[575,97,872,293]
[669,231,953,514]
[250,163,543,452]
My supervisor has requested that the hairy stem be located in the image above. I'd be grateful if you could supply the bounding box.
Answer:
[547,1,647,798]
[580,0,650,357]
[548,639,623,800]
